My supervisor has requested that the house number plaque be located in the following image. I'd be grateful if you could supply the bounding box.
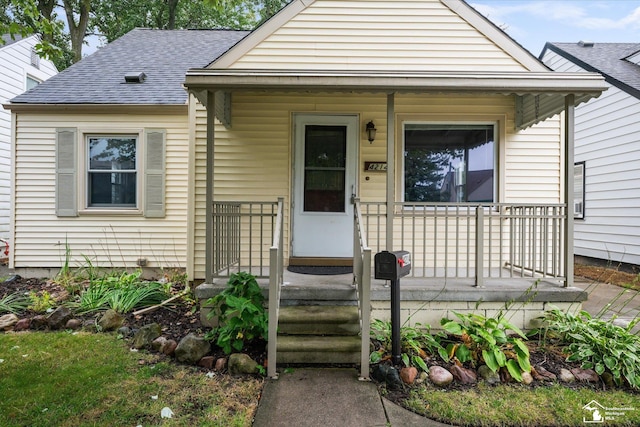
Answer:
[364,162,387,172]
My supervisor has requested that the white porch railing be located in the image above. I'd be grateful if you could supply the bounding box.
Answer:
[353,198,372,380]
[360,202,568,286]
[267,198,284,379]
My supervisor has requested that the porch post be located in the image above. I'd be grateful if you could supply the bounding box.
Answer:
[205,90,215,283]
[386,93,395,249]
[564,95,575,288]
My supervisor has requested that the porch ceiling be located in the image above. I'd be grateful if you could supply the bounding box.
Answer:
[184,68,606,129]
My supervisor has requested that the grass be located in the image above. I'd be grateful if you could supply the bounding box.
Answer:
[404,383,640,427]
[0,332,262,427]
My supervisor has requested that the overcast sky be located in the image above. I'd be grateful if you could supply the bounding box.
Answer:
[470,0,640,57]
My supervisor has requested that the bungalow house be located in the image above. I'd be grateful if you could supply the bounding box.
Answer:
[0,34,57,256]
[6,0,606,378]
[541,42,640,269]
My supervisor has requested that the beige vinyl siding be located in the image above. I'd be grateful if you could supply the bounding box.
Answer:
[13,112,189,269]
[191,92,562,278]
[229,0,528,72]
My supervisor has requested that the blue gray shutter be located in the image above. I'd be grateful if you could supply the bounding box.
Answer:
[144,129,166,218]
[56,128,78,217]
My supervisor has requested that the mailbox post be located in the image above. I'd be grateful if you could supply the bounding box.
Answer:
[374,250,411,365]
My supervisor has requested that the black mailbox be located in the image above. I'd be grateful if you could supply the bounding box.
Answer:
[374,250,411,280]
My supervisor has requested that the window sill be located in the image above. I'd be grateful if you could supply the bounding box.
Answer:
[79,208,143,217]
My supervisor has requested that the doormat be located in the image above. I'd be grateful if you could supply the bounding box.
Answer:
[287,265,353,275]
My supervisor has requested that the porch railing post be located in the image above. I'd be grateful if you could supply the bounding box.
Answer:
[475,206,484,287]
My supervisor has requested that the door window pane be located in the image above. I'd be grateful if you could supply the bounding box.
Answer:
[303,125,347,212]
[404,124,494,202]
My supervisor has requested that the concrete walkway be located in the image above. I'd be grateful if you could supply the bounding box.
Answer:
[252,368,449,427]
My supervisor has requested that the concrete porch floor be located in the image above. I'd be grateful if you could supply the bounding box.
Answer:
[201,267,587,305]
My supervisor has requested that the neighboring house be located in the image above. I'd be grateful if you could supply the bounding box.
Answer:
[541,42,640,268]
[7,1,606,377]
[0,34,57,250]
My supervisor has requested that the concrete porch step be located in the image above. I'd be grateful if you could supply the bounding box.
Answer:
[278,305,360,335]
[276,335,361,364]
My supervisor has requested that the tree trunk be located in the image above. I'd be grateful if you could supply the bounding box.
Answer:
[167,0,179,30]
[63,0,91,63]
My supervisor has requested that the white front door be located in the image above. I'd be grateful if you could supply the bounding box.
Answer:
[292,114,358,258]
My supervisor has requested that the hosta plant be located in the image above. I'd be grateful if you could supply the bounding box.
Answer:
[542,309,640,389]
[441,312,531,382]
[370,319,448,372]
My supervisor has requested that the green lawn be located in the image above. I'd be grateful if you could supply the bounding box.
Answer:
[0,332,262,427]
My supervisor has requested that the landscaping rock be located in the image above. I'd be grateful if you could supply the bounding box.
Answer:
[46,306,73,330]
[521,371,534,385]
[215,357,227,371]
[532,365,556,381]
[65,318,83,330]
[428,365,453,387]
[558,368,575,383]
[132,323,162,349]
[151,336,168,352]
[477,365,501,385]
[0,313,19,330]
[415,371,428,385]
[228,353,259,375]
[98,309,124,331]
[30,315,48,330]
[14,318,31,331]
[400,366,418,385]
[372,365,403,390]
[163,339,178,356]
[570,368,599,383]
[450,364,477,384]
[175,333,211,364]
[198,356,215,369]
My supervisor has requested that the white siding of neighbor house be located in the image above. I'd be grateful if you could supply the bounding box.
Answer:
[0,36,57,241]
[12,111,189,269]
[542,49,640,266]
[227,0,529,71]
[191,93,562,279]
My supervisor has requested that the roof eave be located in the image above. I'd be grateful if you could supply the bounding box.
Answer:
[4,103,188,114]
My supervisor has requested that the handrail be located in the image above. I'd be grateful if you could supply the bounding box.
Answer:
[267,197,284,379]
[353,198,372,380]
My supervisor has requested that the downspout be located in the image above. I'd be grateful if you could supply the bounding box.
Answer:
[205,90,215,283]
[564,95,575,288]
[386,93,395,249]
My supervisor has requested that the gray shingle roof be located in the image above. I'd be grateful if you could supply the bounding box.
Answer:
[1,34,26,49]
[10,28,248,105]
[543,42,640,99]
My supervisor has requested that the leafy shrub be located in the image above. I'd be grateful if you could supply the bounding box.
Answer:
[28,290,56,313]
[370,319,448,372]
[542,309,640,389]
[441,312,531,382]
[204,272,268,354]
[0,292,30,314]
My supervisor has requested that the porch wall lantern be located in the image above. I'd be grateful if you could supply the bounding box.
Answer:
[365,120,377,143]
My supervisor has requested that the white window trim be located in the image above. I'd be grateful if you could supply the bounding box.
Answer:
[399,119,500,205]
[78,129,144,216]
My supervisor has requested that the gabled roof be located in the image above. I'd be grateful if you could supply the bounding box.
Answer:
[9,29,248,106]
[542,42,640,100]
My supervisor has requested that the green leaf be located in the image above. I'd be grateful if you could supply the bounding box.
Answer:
[603,356,617,370]
[442,321,463,335]
[506,359,523,382]
[513,339,530,358]
[595,362,605,375]
[493,347,507,367]
[483,349,499,372]
[413,355,428,372]
[370,351,383,364]
[517,353,531,373]
[402,353,410,368]
[455,345,472,364]
[438,347,450,363]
